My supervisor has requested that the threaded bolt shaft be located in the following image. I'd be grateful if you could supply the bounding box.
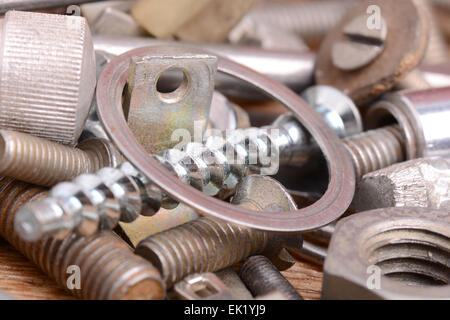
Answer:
[135,175,302,289]
[0,176,165,300]
[239,255,303,300]
[343,125,406,179]
[414,0,449,64]
[15,120,407,242]
[0,130,121,187]
[135,216,270,288]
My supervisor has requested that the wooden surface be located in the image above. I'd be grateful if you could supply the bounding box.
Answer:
[0,237,322,300]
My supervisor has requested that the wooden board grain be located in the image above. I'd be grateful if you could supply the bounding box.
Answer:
[0,237,322,300]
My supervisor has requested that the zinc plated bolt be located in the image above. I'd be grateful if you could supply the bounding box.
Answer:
[239,255,303,300]
[0,176,165,300]
[135,175,303,289]
[0,130,122,187]
[414,0,449,65]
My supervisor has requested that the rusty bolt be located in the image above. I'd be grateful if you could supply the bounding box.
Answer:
[0,176,165,300]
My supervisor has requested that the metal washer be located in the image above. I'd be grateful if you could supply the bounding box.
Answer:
[97,46,355,232]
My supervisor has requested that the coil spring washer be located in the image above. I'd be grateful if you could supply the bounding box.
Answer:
[96,46,355,232]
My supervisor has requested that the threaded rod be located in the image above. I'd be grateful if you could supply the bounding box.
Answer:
[0,177,165,300]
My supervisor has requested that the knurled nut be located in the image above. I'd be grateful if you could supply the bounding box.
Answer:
[0,11,96,146]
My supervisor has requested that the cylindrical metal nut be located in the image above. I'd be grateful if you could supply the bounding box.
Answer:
[0,130,121,187]
[0,176,165,300]
[0,11,96,146]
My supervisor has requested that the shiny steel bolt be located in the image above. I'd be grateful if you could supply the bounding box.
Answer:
[0,130,121,187]
[239,255,303,300]
[14,86,363,240]
[0,11,96,146]
[135,175,303,288]
[0,176,165,300]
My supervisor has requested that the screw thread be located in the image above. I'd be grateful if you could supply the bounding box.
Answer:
[0,11,96,145]
[0,177,165,300]
[239,255,303,300]
[0,130,118,187]
[135,216,271,288]
[246,0,355,43]
[15,162,163,241]
[343,125,406,179]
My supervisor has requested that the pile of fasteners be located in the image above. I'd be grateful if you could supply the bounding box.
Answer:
[0,0,449,300]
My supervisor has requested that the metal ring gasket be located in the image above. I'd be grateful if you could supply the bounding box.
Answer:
[97,46,355,232]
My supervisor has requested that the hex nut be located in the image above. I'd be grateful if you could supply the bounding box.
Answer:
[323,207,450,299]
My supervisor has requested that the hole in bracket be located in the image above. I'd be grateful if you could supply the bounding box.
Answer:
[156,68,190,104]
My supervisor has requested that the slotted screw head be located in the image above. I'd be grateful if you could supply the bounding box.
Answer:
[0,11,96,146]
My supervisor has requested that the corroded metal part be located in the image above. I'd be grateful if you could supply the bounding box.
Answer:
[0,11,96,146]
[135,175,303,288]
[354,157,450,211]
[316,0,429,104]
[93,35,316,100]
[323,207,450,300]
